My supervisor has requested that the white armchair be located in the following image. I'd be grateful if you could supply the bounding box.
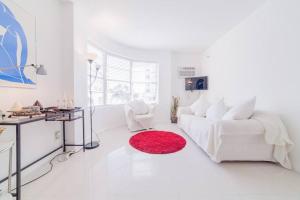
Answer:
[124,102,155,131]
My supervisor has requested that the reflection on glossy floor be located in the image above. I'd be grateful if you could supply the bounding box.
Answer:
[22,124,300,200]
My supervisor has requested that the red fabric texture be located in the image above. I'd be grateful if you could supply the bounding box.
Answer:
[129,131,186,154]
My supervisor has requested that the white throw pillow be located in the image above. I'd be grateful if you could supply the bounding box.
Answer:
[222,97,256,120]
[129,100,149,115]
[206,99,228,121]
[190,95,210,117]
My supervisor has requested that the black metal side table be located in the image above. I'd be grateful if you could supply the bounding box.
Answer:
[0,108,85,200]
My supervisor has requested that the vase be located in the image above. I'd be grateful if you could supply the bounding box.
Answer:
[171,116,178,123]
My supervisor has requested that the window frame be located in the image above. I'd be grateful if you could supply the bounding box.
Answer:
[87,43,159,106]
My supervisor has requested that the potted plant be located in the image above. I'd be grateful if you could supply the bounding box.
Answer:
[170,96,180,123]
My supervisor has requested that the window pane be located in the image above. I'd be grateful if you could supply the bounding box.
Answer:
[87,45,104,78]
[132,62,157,83]
[132,62,158,103]
[107,80,130,104]
[88,92,104,106]
[132,83,157,103]
[107,55,130,81]
[87,63,104,78]
[88,78,103,92]
[107,67,130,81]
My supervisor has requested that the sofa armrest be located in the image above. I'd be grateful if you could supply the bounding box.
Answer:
[177,106,193,117]
[124,104,134,119]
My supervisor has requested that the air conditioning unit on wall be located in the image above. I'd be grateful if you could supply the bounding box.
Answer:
[178,66,197,79]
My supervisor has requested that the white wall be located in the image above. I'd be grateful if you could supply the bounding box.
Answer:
[171,52,202,106]
[200,0,300,172]
[0,0,66,183]
[73,1,172,136]
[61,1,76,146]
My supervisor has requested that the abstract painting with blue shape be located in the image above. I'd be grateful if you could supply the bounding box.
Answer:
[0,0,35,85]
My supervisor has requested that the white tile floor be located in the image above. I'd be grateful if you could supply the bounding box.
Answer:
[21,123,300,200]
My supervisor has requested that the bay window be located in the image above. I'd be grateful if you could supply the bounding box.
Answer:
[87,44,159,106]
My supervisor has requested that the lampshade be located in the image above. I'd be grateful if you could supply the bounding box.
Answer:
[86,53,97,62]
[36,65,47,75]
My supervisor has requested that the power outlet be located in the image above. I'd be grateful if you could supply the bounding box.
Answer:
[54,131,61,140]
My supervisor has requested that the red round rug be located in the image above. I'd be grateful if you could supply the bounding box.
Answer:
[129,131,186,154]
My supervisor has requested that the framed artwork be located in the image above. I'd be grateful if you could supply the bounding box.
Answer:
[0,0,37,88]
[185,76,208,91]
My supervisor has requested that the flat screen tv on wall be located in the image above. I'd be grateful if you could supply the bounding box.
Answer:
[185,76,208,91]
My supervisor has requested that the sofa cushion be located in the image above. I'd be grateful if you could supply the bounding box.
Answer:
[189,116,214,148]
[206,99,228,121]
[222,97,256,120]
[128,100,149,115]
[190,95,210,117]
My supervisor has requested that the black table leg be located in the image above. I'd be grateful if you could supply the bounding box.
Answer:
[62,121,66,152]
[82,110,85,152]
[16,124,21,200]
[0,109,86,200]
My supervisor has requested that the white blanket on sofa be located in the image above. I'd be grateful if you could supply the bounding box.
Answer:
[252,111,294,169]
[206,112,294,169]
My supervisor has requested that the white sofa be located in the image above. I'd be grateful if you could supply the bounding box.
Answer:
[177,106,275,162]
[124,103,155,131]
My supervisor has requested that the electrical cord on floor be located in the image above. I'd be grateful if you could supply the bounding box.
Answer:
[10,148,83,191]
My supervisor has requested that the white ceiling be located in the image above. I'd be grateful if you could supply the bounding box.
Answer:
[81,0,266,52]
